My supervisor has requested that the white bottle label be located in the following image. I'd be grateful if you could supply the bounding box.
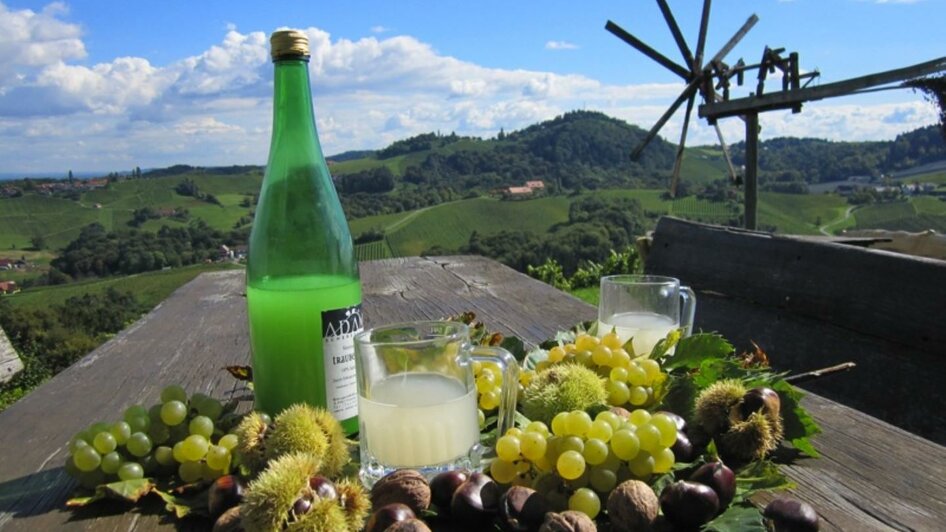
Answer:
[321,304,363,421]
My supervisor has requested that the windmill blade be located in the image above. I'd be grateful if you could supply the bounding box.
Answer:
[670,92,697,197]
[714,122,739,184]
[632,79,701,160]
[605,20,691,80]
[694,0,713,69]
[709,14,759,66]
[656,0,695,68]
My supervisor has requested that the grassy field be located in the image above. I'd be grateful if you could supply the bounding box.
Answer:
[4,262,242,311]
[354,239,394,261]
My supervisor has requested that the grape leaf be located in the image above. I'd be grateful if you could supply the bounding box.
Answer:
[153,486,210,519]
[703,503,766,531]
[649,328,683,359]
[500,335,527,362]
[664,333,734,371]
[66,478,155,507]
[770,380,821,458]
[733,460,795,503]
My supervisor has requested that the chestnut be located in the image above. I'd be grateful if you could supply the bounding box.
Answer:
[450,472,500,523]
[764,497,820,531]
[657,410,687,432]
[498,486,551,532]
[207,474,246,518]
[365,503,416,532]
[741,387,781,419]
[308,475,338,501]
[689,461,736,510]
[430,469,470,512]
[659,480,719,528]
[670,430,696,463]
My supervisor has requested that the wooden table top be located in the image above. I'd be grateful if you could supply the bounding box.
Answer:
[0,256,943,530]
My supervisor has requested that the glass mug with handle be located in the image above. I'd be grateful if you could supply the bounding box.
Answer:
[597,275,697,356]
[355,321,518,486]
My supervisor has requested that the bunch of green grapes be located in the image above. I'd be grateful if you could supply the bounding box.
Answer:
[488,409,678,520]
[66,384,239,488]
[536,331,667,409]
[473,361,533,428]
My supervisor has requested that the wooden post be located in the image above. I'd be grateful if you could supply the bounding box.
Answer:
[744,112,759,229]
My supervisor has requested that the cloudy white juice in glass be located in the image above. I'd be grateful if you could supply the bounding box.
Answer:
[597,275,696,356]
[355,321,518,487]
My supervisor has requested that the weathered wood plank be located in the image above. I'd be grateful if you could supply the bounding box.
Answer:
[0,326,23,384]
[645,217,946,443]
[0,256,944,531]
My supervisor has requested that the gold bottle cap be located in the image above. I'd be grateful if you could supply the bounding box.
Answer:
[270,30,309,60]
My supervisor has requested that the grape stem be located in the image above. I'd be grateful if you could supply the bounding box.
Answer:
[784,362,856,385]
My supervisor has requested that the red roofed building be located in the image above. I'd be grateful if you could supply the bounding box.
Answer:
[525,180,545,189]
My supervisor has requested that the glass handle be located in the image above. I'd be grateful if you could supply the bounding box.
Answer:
[472,346,519,438]
[679,286,697,337]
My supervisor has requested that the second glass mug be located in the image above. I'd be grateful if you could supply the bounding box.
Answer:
[597,275,697,355]
[354,321,518,487]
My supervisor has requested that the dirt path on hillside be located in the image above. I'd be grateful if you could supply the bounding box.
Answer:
[819,206,856,236]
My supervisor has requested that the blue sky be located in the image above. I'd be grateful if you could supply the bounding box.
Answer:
[1,0,943,173]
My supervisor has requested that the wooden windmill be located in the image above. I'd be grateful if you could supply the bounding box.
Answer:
[608,0,946,229]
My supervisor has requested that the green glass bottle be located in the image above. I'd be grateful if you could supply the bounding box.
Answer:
[247,30,361,435]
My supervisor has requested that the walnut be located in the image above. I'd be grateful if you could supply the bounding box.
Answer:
[538,510,597,531]
[607,480,659,532]
[370,469,432,515]
[211,505,244,532]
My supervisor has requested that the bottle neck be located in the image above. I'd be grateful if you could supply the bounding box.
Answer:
[269,58,321,160]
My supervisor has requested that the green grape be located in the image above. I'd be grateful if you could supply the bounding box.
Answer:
[479,390,500,411]
[178,461,203,483]
[124,405,148,423]
[490,459,518,484]
[197,398,224,420]
[189,415,214,439]
[582,438,609,466]
[588,420,613,442]
[477,409,486,429]
[73,446,101,472]
[610,429,640,461]
[168,422,189,443]
[128,415,150,433]
[127,432,153,457]
[525,421,550,438]
[148,422,171,445]
[160,400,188,426]
[172,441,187,463]
[628,386,648,406]
[139,454,158,474]
[653,448,675,473]
[544,436,563,467]
[628,452,655,478]
[595,411,622,431]
[254,411,270,425]
[92,432,117,454]
[551,412,569,436]
[154,446,175,467]
[612,349,632,369]
[556,450,586,480]
[569,466,591,488]
[609,367,628,383]
[628,409,652,426]
[606,381,630,405]
[69,436,90,453]
[589,466,618,493]
[206,445,230,470]
[591,345,612,366]
[181,434,209,462]
[202,462,224,481]
[601,331,622,350]
[496,435,521,462]
[568,487,601,519]
[89,422,111,436]
[160,384,188,404]
[575,350,593,367]
[109,421,131,445]
[148,403,164,423]
[636,424,662,453]
[100,451,123,474]
[520,431,548,461]
[626,364,648,386]
[475,373,496,393]
[651,414,679,447]
[217,434,239,451]
[505,427,524,439]
[560,436,584,454]
[639,359,662,382]
[601,450,622,472]
[564,411,593,437]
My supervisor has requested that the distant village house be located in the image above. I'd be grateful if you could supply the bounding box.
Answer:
[0,281,19,295]
[503,180,545,199]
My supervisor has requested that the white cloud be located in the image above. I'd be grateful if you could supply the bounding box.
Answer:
[545,40,579,50]
[874,0,924,4]
[0,5,938,173]
[370,25,390,34]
